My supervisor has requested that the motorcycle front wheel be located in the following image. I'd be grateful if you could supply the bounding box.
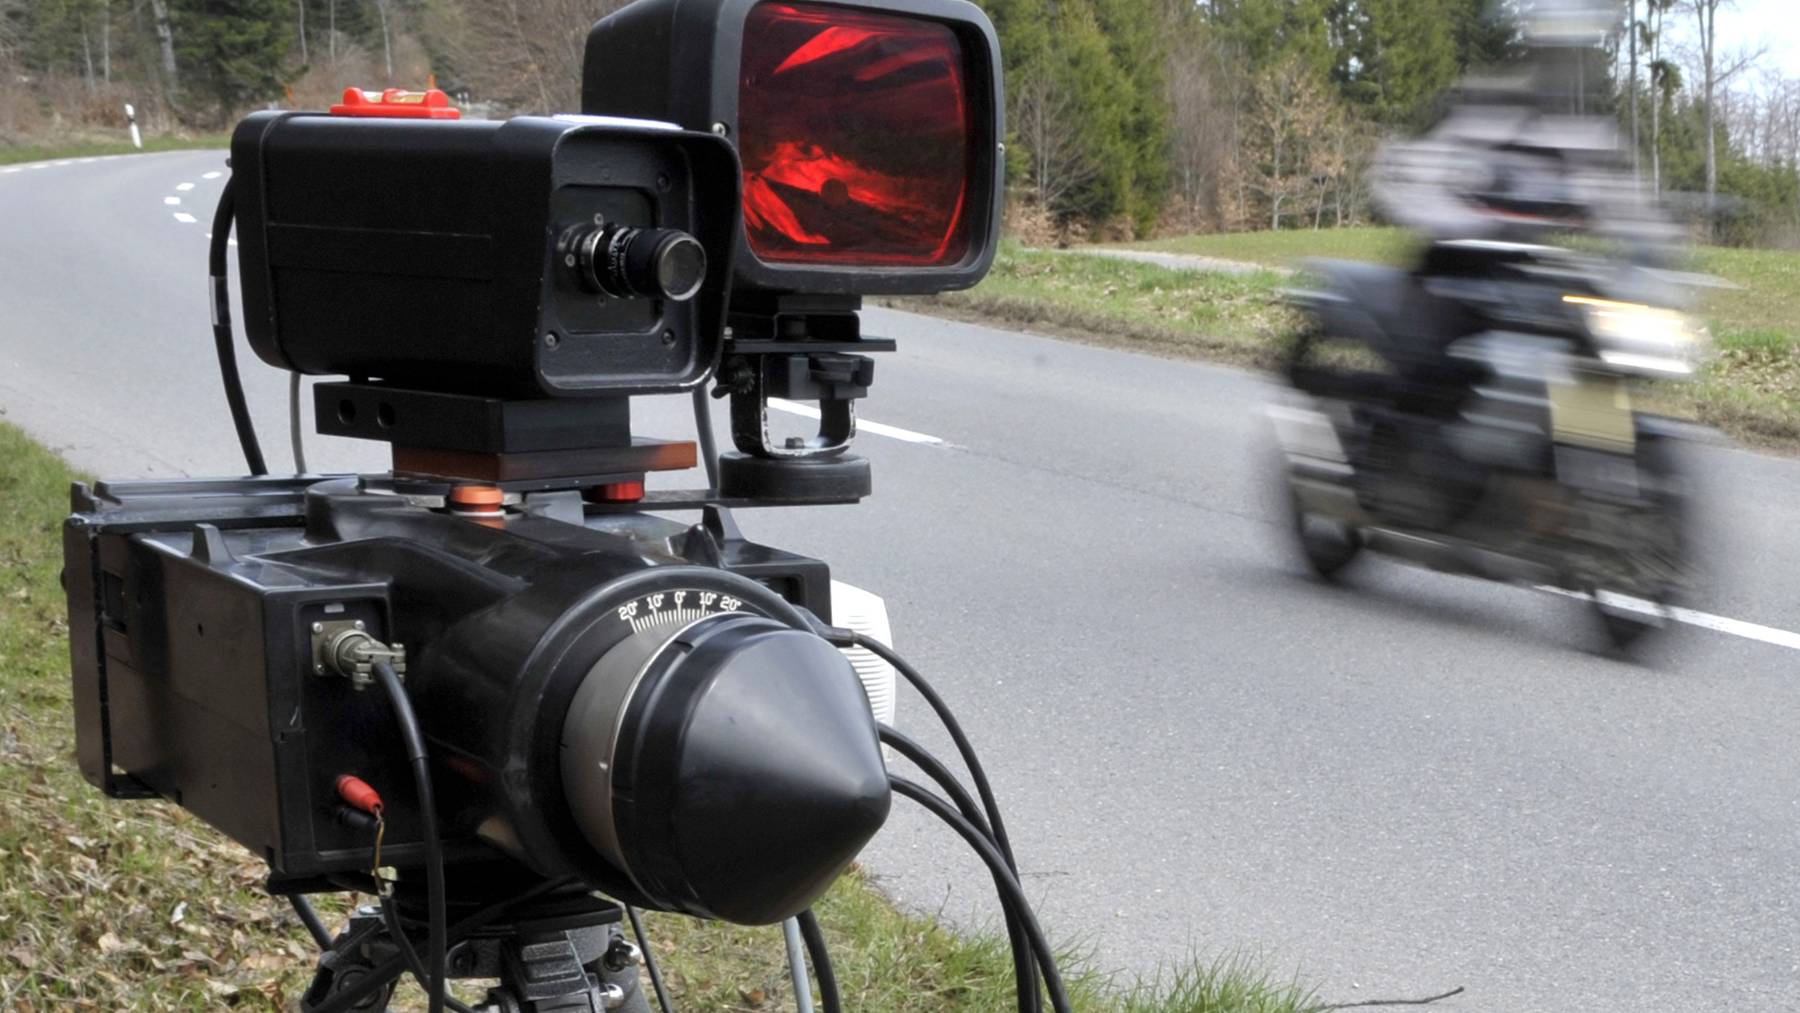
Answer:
[1588,433,1691,651]
[1289,485,1363,580]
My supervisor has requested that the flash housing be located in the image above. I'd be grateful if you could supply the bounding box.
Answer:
[230,112,739,397]
[580,0,1004,297]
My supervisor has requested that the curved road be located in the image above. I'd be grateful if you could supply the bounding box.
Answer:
[4,150,1799,1010]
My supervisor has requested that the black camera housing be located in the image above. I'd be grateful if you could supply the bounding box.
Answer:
[231,112,739,397]
[63,476,885,919]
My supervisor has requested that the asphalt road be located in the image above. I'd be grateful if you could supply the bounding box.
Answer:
[5,150,1799,1010]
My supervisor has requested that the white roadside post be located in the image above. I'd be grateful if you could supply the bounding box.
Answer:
[124,103,142,149]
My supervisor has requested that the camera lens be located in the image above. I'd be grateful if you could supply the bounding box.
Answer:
[565,222,707,302]
[561,610,889,924]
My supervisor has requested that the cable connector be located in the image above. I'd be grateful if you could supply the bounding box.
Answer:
[311,620,406,689]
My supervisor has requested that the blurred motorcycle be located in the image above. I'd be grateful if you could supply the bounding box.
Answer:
[1269,63,1710,648]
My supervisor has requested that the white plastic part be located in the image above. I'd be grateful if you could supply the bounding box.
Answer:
[829,580,897,748]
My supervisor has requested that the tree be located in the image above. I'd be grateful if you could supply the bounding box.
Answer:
[1202,0,1334,80]
[1645,0,1677,192]
[1091,0,1172,231]
[1449,0,1519,68]
[1627,0,1639,179]
[1329,0,1461,125]
[1689,0,1762,236]
[170,0,290,125]
[149,0,180,102]
[425,0,625,112]
[1238,58,1345,230]
[1164,11,1237,229]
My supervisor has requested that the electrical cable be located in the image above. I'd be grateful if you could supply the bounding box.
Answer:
[888,776,1072,1013]
[880,725,1039,1013]
[846,633,1020,870]
[289,371,309,473]
[625,904,676,1013]
[692,385,721,491]
[377,895,481,1013]
[371,660,446,1013]
[288,895,333,951]
[207,178,268,477]
[307,876,576,1013]
[794,909,841,1013]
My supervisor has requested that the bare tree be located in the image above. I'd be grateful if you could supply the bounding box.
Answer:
[1627,0,1640,179]
[430,0,624,112]
[1012,67,1098,216]
[148,0,179,99]
[1689,0,1763,237]
[1164,30,1237,230]
[373,0,394,80]
[1240,60,1342,231]
[1647,0,1677,193]
[297,0,308,65]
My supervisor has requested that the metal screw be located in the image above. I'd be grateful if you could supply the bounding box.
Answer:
[661,328,676,346]
[603,938,643,971]
[353,620,365,630]
[311,622,324,633]
[544,332,560,349]
[997,142,1006,154]
[564,253,576,267]
[711,122,729,137]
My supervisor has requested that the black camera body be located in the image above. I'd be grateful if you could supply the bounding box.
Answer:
[65,474,888,924]
[231,112,738,398]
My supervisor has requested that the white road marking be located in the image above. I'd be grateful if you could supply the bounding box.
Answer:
[172,212,197,224]
[1,167,19,174]
[52,160,72,166]
[176,182,195,191]
[767,398,943,445]
[1536,585,1800,651]
[28,163,47,169]
[202,171,223,179]
[163,196,181,205]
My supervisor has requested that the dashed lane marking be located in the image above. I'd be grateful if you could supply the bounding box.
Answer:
[767,398,944,445]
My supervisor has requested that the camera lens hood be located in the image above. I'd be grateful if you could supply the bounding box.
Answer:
[561,611,889,924]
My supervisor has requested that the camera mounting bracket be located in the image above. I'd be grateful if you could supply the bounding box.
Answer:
[313,381,698,490]
[712,296,891,501]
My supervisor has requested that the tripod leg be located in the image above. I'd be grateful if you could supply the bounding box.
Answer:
[782,918,816,1013]
[301,907,402,1012]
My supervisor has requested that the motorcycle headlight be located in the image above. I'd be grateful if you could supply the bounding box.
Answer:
[1564,295,1711,376]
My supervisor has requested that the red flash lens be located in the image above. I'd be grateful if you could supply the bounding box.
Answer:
[739,2,971,267]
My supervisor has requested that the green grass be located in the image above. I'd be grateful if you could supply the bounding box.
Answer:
[0,134,230,166]
[0,420,1320,1011]
[899,241,1301,369]
[895,228,1800,450]
[1113,227,1418,269]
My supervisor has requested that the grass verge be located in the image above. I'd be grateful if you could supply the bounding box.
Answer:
[893,242,1299,371]
[893,232,1800,451]
[0,134,230,166]
[0,420,1320,1011]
